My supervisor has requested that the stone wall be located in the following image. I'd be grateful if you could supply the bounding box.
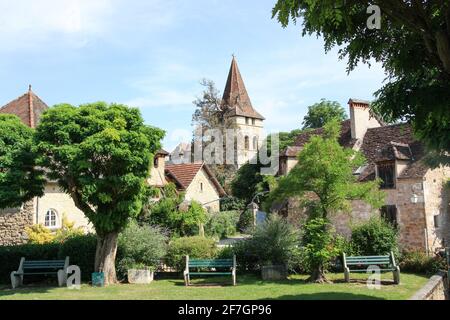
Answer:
[410,271,449,300]
[0,200,34,246]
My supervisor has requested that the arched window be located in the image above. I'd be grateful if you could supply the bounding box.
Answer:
[244,136,249,150]
[253,136,258,150]
[44,209,59,228]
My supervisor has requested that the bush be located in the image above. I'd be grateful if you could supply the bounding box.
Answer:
[232,215,299,271]
[165,236,217,271]
[58,234,97,281]
[220,196,245,211]
[399,250,446,275]
[205,211,240,239]
[237,209,255,233]
[351,217,398,256]
[117,221,168,277]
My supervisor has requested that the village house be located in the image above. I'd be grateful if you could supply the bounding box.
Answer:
[0,87,226,246]
[278,99,450,253]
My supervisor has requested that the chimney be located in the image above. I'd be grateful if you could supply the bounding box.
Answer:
[28,84,35,128]
[348,99,381,140]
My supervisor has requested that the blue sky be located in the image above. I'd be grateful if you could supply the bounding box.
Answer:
[0,0,386,151]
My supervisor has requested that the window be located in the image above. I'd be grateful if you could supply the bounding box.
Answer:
[377,162,395,189]
[44,209,58,228]
[381,205,397,227]
[244,136,249,150]
[253,136,258,150]
[434,215,440,228]
[200,183,203,193]
[252,118,255,125]
[153,156,159,168]
[245,117,249,125]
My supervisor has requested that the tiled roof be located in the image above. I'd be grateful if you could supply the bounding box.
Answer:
[222,57,265,120]
[284,121,428,180]
[0,86,48,128]
[292,119,356,151]
[358,124,427,180]
[165,162,226,196]
[156,149,169,156]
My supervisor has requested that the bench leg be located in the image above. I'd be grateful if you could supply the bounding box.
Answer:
[10,272,23,289]
[344,267,350,283]
[232,271,236,286]
[57,269,67,287]
[183,271,189,286]
[393,267,400,284]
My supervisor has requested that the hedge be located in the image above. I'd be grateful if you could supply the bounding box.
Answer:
[0,235,97,284]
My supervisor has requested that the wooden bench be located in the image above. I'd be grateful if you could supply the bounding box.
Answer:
[343,252,400,284]
[10,257,69,289]
[184,255,236,286]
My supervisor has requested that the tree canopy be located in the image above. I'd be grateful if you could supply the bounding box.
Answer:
[302,99,347,129]
[272,1,450,165]
[265,119,384,218]
[0,114,44,209]
[34,102,165,284]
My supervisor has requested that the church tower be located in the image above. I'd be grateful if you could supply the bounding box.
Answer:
[222,57,265,167]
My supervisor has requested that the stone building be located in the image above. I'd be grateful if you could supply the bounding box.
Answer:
[278,99,450,253]
[165,163,226,213]
[0,86,92,246]
[221,57,265,167]
[0,87,227,245]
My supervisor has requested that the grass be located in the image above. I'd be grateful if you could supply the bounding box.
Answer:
[0,272,428,300]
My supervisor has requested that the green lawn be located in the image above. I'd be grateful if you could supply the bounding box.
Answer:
[0,272,428,300]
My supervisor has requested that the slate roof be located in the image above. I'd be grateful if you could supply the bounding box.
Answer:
[165,162,226,196]
[0,86,48,128]
[222,57,265,120]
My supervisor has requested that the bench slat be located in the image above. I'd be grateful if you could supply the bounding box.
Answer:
[190,272,232,275]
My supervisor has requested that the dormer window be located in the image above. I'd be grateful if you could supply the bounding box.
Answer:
[377,161,395,189]
[154,157,159,168]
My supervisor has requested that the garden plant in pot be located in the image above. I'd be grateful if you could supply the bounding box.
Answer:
[242,215,299,281]
[118,221,168,284]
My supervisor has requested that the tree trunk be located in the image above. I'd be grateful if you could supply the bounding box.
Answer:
[308,264,330,284]
[95,231,119,285]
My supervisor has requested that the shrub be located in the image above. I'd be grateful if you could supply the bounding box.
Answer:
[117,221,168,277]
[165,236,217,271]
[25,224,55,244]
[232,215,299,271]
[205,211,240,239]
[237,209,255,233]
[351,217,398,256]
[399,250,446,275]
[220,196,245,211]
[58,234,97,281]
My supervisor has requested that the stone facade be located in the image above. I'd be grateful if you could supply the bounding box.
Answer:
[0,201,34,246]
[184,168,222,213]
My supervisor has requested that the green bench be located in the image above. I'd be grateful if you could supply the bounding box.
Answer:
[183,255,236,286]
[343,252,400,284]
[10,257,69,289]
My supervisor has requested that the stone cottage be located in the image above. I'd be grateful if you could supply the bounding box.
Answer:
[0,86,92,245]
[165,163,226,213]
[0,87,226,246]
[278,99,450,253]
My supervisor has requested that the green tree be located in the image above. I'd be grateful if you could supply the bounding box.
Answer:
[0,114,45,209]
[265,119,384,282]
[272,1,450,165]
[302,99,347,129]
[34,102,164,284]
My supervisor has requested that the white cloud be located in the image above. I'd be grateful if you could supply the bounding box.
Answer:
[0,0,178,50]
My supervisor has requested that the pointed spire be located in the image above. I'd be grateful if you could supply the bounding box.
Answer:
[222,56,264,120]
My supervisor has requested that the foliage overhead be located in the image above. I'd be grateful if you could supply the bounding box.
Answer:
[0,114,45,209]
[272,0,450,165]
[302,99,347,129]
